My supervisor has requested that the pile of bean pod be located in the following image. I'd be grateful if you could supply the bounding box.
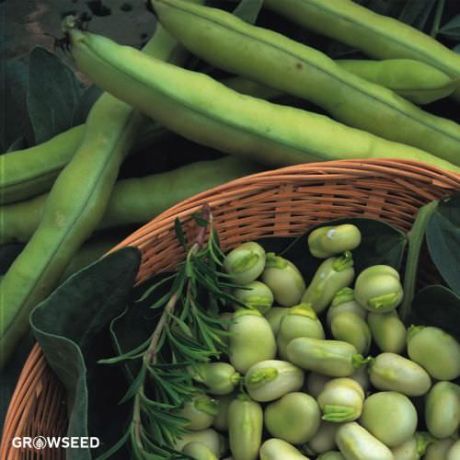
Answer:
[175,224,460,460]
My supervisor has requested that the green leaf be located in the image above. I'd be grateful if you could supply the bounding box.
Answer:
[72,84,103,126]
[233,0,263,24]
[398,0,437,30]
[27,47,83,144]
[426,193,460,296]
[439,14,460,39]
[454,44,460,54]
[409,285,460,341]
[7,136,28,152]
[30,247,141,460]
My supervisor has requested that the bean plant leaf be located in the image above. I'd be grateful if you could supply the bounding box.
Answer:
[397,0,437,30]
[426,193,460,296]
[72,84,103,126]
[30,248,141,460]
[455,44,460,53]
[6,136,28,152]
[409,285,460,341]
[439,14,460,39]
[27,47,83,144]
[232,0,263,24]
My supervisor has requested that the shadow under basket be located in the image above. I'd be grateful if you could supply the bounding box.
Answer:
[2,158,460,459]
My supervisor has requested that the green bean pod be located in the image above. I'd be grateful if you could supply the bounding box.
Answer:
[153,0,460,164]
[354,265,403,313]
[308,224,361,258]
[277,303,325,359]
[407,325,460,380]
[424,438,457,460]
[224,241,266,285]
[360,391,418,447]
[182,442,218,460]
[425,381,460,439]
[212,394,233,432]
[305,421,340,455]
[301,253,355,314]
[265,307,289,336]
[0,156,260,245]
[228,395,263,460]
[244,360,304,402]
[65,27,460,176]
[264,392,321,444]
[175,428,225,456]
[229,309,276,374]
[179,393,218,431]
[447,440,460,460]
[335,422,394,460]
[261,254,306,307]
[318,378,365,423]
[232,281,274,314]
[317,452,345,460]
[368,311,406,354]
[264,0,460,101]
[260,439,311,460]
[337,59,458,105]
[368,352,431,396]
[192,363,240,395]
[286,337,368,377]
[390,433,431,460]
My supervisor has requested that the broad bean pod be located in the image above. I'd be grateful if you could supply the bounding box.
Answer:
[65,28,460,174]
[301,252,355,313]
[368,352,431,396]
[264,392,321,444]
[263,0,460,101]
[425,381,460,439]
[335,422,394,460]
[407,325,460,380]
[277,303,325,359]
[0,24,194,368]
[368,310,406,354]
[244,360,304,402]
[336,59,458,105]
[317,378,365,423]
[360,391,418,447]
[228,395,263,460]
[229,309,276,373]
[0,156,260,245]
[308,224,361,258]
[286,337,368,377]
[153,0,460,164]
[260,439,311,460]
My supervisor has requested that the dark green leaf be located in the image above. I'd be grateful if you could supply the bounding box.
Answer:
[27,47,83,144]
[174,218,187,250]
[439,14,460,39]
[0,243,24,275]
[7,136,27,152]
[72,84,103,126]
[30,247,141,460]
[426,193,460,296]
[431,0,446,36]
[232,0,263,24]
[454,44,460,53]
[409,285,460,340]
[398,0,437,30]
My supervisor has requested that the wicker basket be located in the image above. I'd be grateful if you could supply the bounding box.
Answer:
[2,159,460,459]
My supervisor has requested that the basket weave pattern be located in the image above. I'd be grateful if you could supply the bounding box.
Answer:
[2,159,460,459]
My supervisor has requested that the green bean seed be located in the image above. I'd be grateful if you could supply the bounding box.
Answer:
[305,421,340,455]
[354,265,403,313]
[335,422,394,460]
[327,288,367,326]
[232,281,274,314]
[245,360,304,402]
[175,428,225,456]
[287,337,368,377]
[212,394,233,432]
[228,395,263,460]
[180,393,218,431]
[260,439,311,460]
[424,438,457,460]
[308,224,361,258]
[425,381,460,439]
[317,452,345,460]
[360,391,418,447]
[407,326,460,380]
[330,311,371,355]
[265,307,289,336]
[368,311,406,354]
[306,372,332,399]
[277,303,325,359]
[369,352,431,396]
[229,309,276,374]
[390,433,429,460]
[224,241,266,285]
[447,440,460,460]
[182,442,218,460]
[264,392,321,444]
[192,363,240,395]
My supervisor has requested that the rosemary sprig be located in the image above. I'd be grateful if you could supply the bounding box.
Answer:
[98,205,231,459]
